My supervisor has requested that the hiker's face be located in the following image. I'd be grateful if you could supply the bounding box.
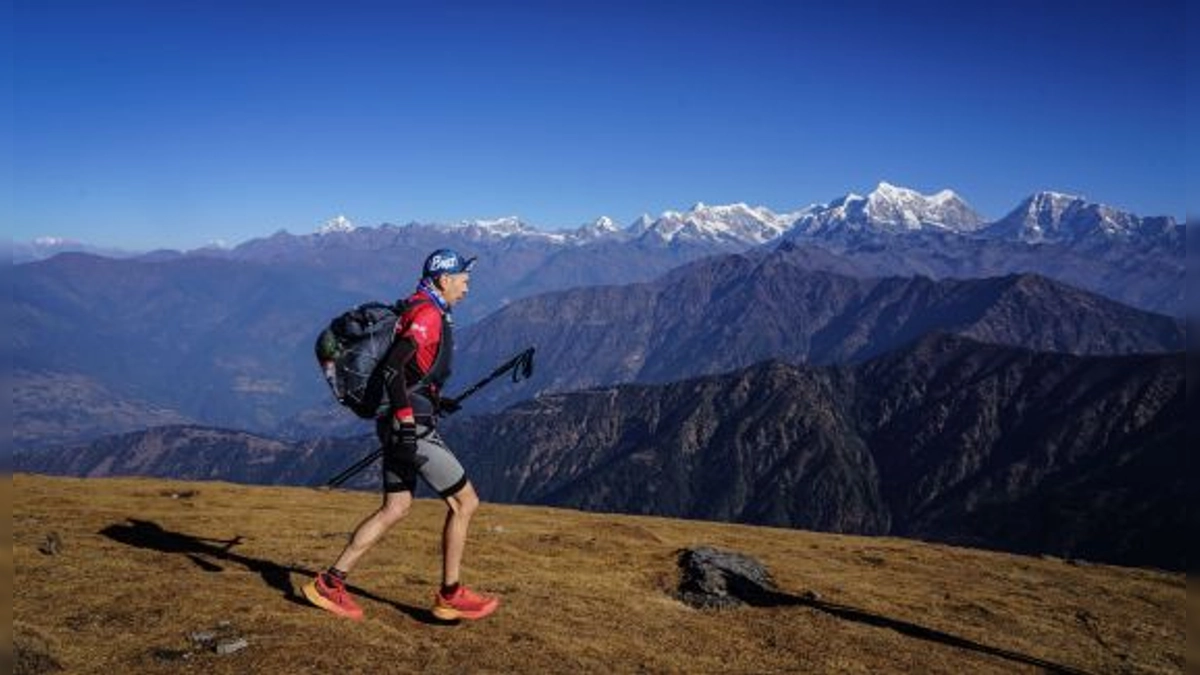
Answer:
[439,272,470,306]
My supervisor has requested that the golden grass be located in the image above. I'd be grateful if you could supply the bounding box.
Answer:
[12,473,1184,674]
[3,474,14,674]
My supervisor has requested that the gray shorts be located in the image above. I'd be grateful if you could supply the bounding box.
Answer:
[376,419,467,498]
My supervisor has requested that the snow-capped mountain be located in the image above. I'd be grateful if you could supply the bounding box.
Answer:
[789,182,984,238]
[572,216,626,242]
[452,216,569,243]
[16,182,1177,271]
[983,192,1178,245]
[445,205,794,247]
[408,205,795,247]
[317,215,356,235]
[637,202,796,245]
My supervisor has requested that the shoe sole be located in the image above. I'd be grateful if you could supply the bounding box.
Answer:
[303,581,365,621]
[432,597,500,621]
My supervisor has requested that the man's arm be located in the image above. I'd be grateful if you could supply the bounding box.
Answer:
[382,336,417,424]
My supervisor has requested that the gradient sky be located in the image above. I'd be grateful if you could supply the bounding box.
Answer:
[7,0,1188,250]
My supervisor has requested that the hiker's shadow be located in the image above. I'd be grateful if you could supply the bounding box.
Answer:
[99,518,450,625]
[728,579,1092,675]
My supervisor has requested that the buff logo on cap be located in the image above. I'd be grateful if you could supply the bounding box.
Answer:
[422,249,477,277]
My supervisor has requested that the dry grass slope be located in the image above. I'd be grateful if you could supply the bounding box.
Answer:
[11,474,1184,674]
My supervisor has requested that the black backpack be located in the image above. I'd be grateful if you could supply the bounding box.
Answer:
[314,300,408,419]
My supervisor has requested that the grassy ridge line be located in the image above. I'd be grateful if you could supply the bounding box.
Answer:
[12,474,1185,674]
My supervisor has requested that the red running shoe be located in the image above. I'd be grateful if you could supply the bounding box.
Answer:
[303,572,364,621]
[432,585,500,621]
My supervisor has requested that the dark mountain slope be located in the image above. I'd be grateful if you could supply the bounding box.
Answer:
[447,334,1184,568]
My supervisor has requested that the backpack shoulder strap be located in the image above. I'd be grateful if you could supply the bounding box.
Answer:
[393,296,439,335]
[392,295,450,392]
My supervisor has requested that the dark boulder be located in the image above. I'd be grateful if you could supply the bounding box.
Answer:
[676,546,781,609]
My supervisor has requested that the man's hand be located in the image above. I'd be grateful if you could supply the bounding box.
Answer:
[437,396,462,416]
[388,418,419,460]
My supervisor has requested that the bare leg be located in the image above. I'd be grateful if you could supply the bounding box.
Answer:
[333,490,412,573]
[441,481,480,586]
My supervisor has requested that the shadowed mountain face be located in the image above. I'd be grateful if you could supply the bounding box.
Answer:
[847,335,1188,566]
[453,251,1184,412]
[18,335,1186,570]
[445,334,1186,570]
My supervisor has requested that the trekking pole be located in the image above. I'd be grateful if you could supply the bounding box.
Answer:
[322,446,385,489]
[441,346,536,409]
[319,346,536,489]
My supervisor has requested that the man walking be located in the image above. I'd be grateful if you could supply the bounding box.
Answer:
[304,249,499,622]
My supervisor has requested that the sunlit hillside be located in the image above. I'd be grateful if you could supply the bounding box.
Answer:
[10,474,1184,674]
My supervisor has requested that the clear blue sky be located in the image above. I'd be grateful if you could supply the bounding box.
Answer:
[7,0,1188,250]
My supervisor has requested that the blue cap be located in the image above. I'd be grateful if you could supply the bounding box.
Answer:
[422,249,477,277]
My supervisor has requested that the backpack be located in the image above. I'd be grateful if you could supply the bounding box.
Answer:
[314,300,408,419]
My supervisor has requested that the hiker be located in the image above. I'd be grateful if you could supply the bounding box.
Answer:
[304,249,499,622]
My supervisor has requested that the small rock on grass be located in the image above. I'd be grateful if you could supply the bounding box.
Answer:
[38,532,62,556]
[215,638,249,655]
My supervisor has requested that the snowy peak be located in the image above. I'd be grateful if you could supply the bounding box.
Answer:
[457,216,533,236]
[791,182,984,237]
[573,216,626,241]
[867,182,977,229]
[865,182,982,231]
[453,216,568,243]
[986,192,1177,245]
[317,215,356,235]
[226,185,1177,262]
[409,203,794,246]
[592,216,619,231]
[456,218,528,236]
[640,202,793,245]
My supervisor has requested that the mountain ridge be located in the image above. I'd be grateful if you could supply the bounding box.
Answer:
[452,255,1184,413]
[226,185,1182,252]
[12,182,1179,263]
